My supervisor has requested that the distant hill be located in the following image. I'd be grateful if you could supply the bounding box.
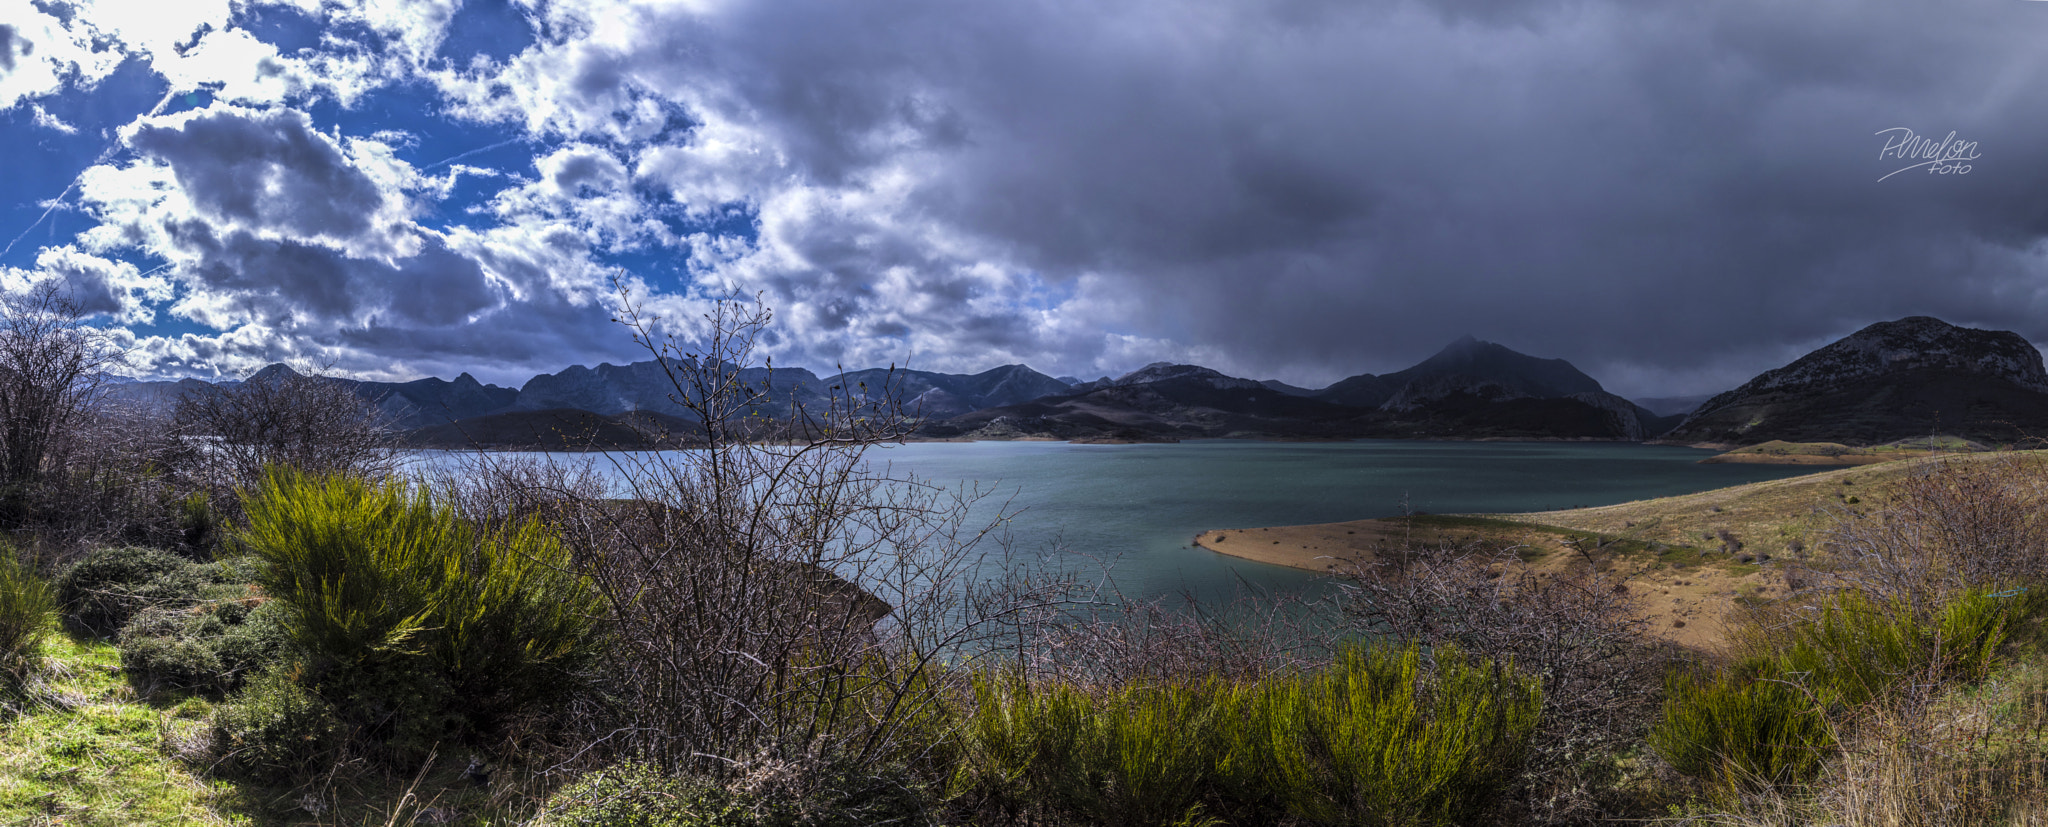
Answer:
[1375,334,1606,400]
[918,362,1368,442]
[830,364,1071,419]
[513,360,831,419]
[919,339,1667,442]
[104,365,522,430]
[1662,316,2048,445]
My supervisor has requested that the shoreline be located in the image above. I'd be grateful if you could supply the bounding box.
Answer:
[1195,513,1793,652]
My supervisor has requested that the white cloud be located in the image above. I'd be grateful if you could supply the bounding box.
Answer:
[29,102,75,133]
[0,0,130,110]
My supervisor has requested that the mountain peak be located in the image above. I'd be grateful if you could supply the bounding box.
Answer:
[1382,337,1605,399]
[247,363,304,384]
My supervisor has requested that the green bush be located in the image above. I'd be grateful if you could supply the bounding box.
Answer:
[210,668,344,784]
[236,470,604,757]
[959,644,1541,827]
[1647,668,1830,789]
[0,548,54,685]
[964,672,1227,826]
[1764,586,2023,708]
[540,759,929,827]
[1651,586,2038,790]
[53,545,193,635]
[541,762,752,827]
[118,597,286,695]
[1226,644,1543,827]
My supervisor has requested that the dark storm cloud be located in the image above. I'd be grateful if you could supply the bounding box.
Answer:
[39,256,130,318]
[164,219,498,327]
[561,0,2048,393]
[0,24,22,73]
[128,108,391,245]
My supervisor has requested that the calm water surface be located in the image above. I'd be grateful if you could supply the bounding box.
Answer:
[430,440,1817,604]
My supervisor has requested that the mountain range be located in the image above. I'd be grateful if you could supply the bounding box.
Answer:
[105,316,2048,448]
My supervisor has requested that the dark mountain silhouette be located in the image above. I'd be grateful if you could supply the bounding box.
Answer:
[1662,316,2048,445]
[829,364,1072,419]
[919,363,1368,441]
[919,339,1667,442]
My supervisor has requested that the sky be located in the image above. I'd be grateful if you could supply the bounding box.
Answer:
[1,0,2046,397]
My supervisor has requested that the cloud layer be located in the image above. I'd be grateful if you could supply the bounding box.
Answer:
[2,0,2046,394]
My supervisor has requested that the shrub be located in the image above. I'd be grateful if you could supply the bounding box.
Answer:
[210,668,344,784]
[1758,587,2025,710]
[1342,548,1668,824]
[236,470,604,758]
[174,365,400,492]
[1648,667,1831,789]
[0,283,124,530]
[540,762,750,827]
[1824,454,2048,617]
[0,548,54,685]
[1652,586,2038,790]
[118,597,286,695]
[53,545,194,635]
[963,672,1227,826]
[1226,644,1543,827]
[540,758,930,827]
[959,644,1541,827]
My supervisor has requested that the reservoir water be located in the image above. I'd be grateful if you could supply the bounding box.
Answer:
[427,440,1818,604]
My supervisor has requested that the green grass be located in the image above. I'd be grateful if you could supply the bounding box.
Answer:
[0,633,242,826]
[0,627,555,826]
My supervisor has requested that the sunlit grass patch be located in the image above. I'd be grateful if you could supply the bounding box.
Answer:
[0,633,241,827]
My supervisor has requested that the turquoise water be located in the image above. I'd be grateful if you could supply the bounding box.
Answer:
[426,440,1817,604]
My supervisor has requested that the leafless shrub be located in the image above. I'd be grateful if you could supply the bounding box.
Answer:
[1823,454,2048,618]
[425,452,613,528]
[174,366,401,493]
[1343,543,1674,824]
[35,400,201,550]
[0,283,124,527]
[557,285,1056,785]
[1718,529,1745,556]
[1003,584,1335,689]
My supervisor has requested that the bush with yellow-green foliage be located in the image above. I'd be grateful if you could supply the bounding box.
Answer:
[0,546,53,688]
[1651,585,2039,792]
[958,643,1542,827]
[235,469,605,764]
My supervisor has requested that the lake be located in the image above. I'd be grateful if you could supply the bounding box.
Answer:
[423,440,1817,605]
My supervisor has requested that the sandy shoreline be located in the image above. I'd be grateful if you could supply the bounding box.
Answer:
[1698,452,1904,466]
[1191,519,1466,572]
[1195,515,1772,651]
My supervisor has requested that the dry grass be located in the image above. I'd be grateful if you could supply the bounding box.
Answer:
[1667,660,2048,827]
[1501,450,2048,562]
